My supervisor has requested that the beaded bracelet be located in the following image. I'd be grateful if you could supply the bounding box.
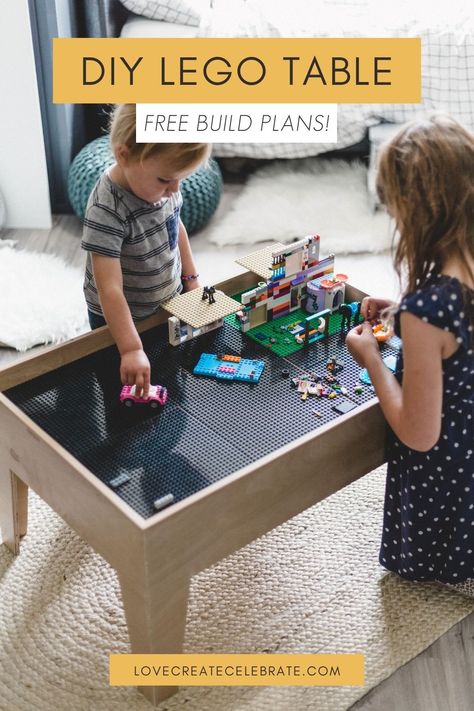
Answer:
[181,273,199,282]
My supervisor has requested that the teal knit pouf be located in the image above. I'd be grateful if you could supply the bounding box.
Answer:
[180,160,223,234]
[67,137,223,233]
[67,137,114,220]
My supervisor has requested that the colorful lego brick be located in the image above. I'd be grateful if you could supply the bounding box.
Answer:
[193,353,265,383]
[360,354,397,385]
[383,354,398,372]
[373,321,393,342]
[218,365,237,373]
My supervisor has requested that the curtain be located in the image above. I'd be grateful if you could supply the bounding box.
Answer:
[28,0,128,212]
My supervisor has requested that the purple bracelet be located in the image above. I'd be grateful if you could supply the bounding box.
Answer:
[181,273,199,282]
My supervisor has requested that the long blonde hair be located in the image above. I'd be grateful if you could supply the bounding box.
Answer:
[377,114,474,295]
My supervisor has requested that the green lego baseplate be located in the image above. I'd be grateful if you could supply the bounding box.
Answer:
[225,289,361,357]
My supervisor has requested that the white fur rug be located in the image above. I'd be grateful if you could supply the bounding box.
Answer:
[207,159,394,252]
[0,244,89,351]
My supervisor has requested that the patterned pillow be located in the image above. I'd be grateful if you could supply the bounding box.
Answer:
[119,0,206,27]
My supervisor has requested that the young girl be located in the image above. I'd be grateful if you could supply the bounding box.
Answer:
[346,114,474,598]
[81,104,210,399]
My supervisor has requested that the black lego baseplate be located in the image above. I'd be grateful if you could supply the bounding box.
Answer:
[5,322,400,519]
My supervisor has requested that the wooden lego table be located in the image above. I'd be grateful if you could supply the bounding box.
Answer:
[0,271,386,706]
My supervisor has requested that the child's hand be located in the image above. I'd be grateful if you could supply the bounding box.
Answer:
[120,349,151,398]
[346,322,381,367]
[361,297,395,323]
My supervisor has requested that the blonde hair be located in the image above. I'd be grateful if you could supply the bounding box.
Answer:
[109,104,210,170]
[376,114,474,295]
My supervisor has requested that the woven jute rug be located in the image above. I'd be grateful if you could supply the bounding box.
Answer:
[0,465,472,711]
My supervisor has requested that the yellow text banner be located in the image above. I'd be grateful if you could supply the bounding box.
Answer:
[53,38,420,104]
[109,653,365,686]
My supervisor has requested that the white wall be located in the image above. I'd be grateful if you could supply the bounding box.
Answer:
[0,0,51,229]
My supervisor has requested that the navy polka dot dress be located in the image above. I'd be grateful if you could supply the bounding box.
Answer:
[380,275,474,585]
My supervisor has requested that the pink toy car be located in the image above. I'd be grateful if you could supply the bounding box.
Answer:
[120,384,168,409]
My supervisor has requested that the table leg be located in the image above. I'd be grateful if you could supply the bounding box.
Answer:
[118,564,191,706]
[0,469,28,554]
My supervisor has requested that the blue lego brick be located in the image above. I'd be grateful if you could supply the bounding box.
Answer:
[193,353,265,383]
[360,353,398,385]
[382,354,398,372]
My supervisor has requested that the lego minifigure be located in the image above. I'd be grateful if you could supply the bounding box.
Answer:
[338,303,353,331]
[326,357,343,374]
[338,301,361,331]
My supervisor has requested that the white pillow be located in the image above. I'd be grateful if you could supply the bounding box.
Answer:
[119,0,207,27]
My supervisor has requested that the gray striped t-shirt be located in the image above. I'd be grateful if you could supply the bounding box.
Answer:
[81,171,182,320]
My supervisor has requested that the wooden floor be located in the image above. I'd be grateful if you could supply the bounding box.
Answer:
[0,215,473,711]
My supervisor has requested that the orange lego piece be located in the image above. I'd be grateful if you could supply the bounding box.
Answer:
[372,322,393,343]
